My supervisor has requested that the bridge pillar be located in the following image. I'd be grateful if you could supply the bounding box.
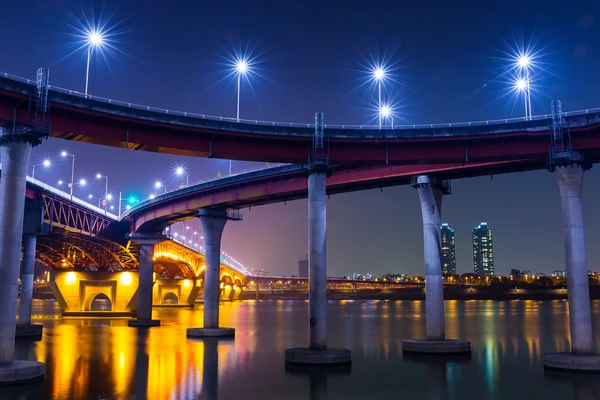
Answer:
[403,176,470,355]
[286,113,350,366]
[544,165,600,371]
[0,139,45,382]
[187,209,238,338]
[16,234,43,339]
[307,171,328,350]
[128,233,164,327]
[17,199,46,338]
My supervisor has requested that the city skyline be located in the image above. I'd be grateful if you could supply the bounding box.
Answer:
[2,0,600,278]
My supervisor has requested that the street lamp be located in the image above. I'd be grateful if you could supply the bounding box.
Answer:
[85,30,105,95]
[379,104,394,128]
[514,78,529,118]
[176,167,189,187]
[31,159,51,179]
[515,54,532,119]
[154,181,167,194]
[61,151,75,199]
[96,173,108,212]
[235,59,249,121]
[372,67,386,127]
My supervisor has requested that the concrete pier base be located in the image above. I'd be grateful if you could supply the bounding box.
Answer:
[402,339,471,354]
[15,324,43,339]
[128,319,160,328]
[544,353,600,372]
[285,348,352,366]
[0,360,45,385]
[186,327,235,338]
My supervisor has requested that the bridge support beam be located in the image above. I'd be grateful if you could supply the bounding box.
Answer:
[403,176,470,355]
[187,209,235,338]
[544,165,600,371]
[0,139,45,383]
[128,233,163,327]
[286,164,351,365]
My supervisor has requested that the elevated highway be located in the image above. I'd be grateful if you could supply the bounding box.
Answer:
[1,73,600,166]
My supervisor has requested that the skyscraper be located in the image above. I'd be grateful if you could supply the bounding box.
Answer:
[298,257,309,278]
[473,222,494,276]
[441,223,456,275]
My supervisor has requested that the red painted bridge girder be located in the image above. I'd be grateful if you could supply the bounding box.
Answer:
[2,76,600,165]
[127,159,539,233]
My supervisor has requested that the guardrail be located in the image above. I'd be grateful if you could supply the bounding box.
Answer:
[0,162,120,220]
[4,70,600,131]
[27,175,120,220]
[123,164,301,218]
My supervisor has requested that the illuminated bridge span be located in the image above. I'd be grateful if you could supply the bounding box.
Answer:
[1,69,598,369]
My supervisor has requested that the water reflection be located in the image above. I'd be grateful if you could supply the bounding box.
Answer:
[403,353,471,400]
[2,299,600,399]
[545,370,599,400]
[285,364,351,400]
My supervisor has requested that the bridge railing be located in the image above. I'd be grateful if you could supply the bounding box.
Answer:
[20,169,119,220]
[1,162,117,219]
[4,71,600,131]
[124,164,303,218]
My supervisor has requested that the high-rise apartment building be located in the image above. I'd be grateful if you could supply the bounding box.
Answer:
[473,222,494,276]
[441,223,456,275]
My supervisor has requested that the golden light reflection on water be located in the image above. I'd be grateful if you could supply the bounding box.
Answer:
[19,299,600,399]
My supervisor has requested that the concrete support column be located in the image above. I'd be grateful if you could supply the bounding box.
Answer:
[308,171,327,350]
[556,166,592,354]
[200,210,227,329]
[18,234,36,326]
[187,209,236,338]
[417,179,445,341]
[403,176,470,354]
[285,112,350,365]
[137,243,155,321]
[0,141,31,364]
[544,164,600,372]
[0,139,44,382]
[128,233,163,327]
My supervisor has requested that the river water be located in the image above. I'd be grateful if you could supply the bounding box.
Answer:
[1,299,599,399]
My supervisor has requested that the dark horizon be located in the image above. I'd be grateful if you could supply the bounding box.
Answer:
[2,0,600,277]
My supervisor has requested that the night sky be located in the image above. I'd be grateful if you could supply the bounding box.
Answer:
[2,0,600,277]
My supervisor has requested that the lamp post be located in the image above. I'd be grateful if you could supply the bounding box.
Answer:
[373,67,386,127]
[31,159,51,180]
[85,31,104,96]
[379,104,394,128]
[96,173,108,213]
[61,151,75,199]
[154,181,167,194]
[516,54,532,119]
[176,167,189,187]
[235,59,249,121]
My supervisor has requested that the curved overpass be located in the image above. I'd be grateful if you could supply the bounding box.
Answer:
[124,158,545,233]
[2,73,600,165]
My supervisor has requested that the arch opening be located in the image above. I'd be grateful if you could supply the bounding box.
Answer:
[163,292,179,305]
[89,293,112,311]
